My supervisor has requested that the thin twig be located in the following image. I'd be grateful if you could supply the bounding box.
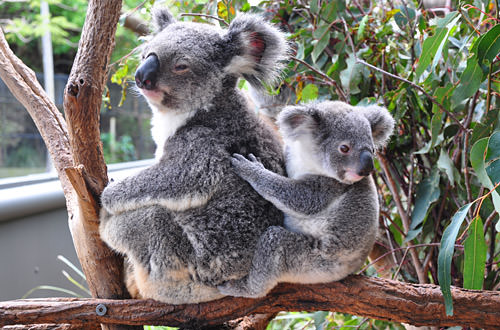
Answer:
[180,13,229,26]
[485,62,494,115]
[291,56,348,102]
[392,247,410,280]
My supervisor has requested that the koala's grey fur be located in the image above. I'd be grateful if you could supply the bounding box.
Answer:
[99,8,289,304]
[218,101,395,298]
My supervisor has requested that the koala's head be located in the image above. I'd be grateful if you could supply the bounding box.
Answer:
[134,7,289,114]
[278,101,395,184]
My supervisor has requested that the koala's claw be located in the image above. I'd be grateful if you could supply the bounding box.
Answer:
[218,279,262,298]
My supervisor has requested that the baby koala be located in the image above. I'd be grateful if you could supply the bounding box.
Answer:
[218,100,394,298]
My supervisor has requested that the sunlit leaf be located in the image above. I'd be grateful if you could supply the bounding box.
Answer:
[438,202,473,316]
[301,84,319,102]
[340,53,363,95]
[463,217,486,290]
[357,15,369,42]
[217,2,228,21]
[416,12,460,78]
[437,149,455,186]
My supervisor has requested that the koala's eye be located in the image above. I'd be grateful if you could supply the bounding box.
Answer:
[339,145,350,154]
[173,64,189,73]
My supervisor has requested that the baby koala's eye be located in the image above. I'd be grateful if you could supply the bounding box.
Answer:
[339,144,350,154]
[173,63,189,73]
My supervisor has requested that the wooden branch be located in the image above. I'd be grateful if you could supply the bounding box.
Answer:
[1,276,500,329]
[3,324,93,330]
[61,2,138,330]
[1,2,137,330]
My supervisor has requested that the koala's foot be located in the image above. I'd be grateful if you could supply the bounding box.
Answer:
[217,277,268,298]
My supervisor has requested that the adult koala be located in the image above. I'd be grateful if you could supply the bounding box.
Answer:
[99,8,287,304]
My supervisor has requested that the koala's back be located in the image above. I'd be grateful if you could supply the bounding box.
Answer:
[152,91,284,285]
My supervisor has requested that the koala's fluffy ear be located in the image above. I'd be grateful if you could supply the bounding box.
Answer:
[358,105,395,149]
[223,14,289,88]
[277,105,321,140]
[152,7,176,32]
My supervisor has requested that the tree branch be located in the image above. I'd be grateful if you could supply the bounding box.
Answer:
[61,2,139,330]
[0,2,139,330]
[1,276,500,328]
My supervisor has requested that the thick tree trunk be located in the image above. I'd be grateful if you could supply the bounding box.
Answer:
[1,276,500,329]
[0,2,139,330]
[62,0,131,305]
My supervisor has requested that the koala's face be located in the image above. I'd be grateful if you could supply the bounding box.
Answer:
[278,101,394,184]
[134,8,288,114]
[136,22,227,113]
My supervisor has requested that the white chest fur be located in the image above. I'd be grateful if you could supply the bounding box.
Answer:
[150,108,195,160]
[285,138,330,179]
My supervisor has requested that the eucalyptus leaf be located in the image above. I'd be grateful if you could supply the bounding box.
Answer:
[463,217,487,290]
[438,202,473,316]
[437,149,455,186]
[407,170,441,242]
[357,15,369,42]
[477,24,500,65]
[323,1,337,21]
[312,31,330,63]
[301,84,319,102]
[310,0,320,14]
[451,56,484,108]
[340,54,363,95]
[415,112,443,154]
[471,134,500,224]
[416,12,460,78]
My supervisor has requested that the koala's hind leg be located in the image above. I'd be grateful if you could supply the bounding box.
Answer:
[100,206,194,292]
[218,225,319,298]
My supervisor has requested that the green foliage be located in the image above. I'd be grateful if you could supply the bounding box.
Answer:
[266,311,403,330]
[463,217,487,290]
[5,0,500,326]
[101,132,136,164]
[437,202,472,316]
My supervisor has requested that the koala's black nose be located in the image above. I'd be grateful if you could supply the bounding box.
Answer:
[135,54,160,90]
[358,150,374,177]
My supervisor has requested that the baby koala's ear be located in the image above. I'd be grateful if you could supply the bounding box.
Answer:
[223,14,289,88]
[357,105,395,149]
[151,7,176,33]
[277,105,321,140]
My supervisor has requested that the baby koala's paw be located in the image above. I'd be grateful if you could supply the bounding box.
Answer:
[217,277,265,299]
[230,153,265,182]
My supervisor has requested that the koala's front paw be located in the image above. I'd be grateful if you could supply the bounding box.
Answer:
[100,180,126,215]
[230,153,265,182]
[217,277,264,298]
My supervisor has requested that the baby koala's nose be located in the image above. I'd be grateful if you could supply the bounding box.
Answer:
[135,54,160,90]
[358,150,374,177]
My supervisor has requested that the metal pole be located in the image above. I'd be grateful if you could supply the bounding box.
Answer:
[40,1,56,173]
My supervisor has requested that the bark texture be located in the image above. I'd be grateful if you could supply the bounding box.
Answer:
[0,2,139,330]
[1,276,500,329]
